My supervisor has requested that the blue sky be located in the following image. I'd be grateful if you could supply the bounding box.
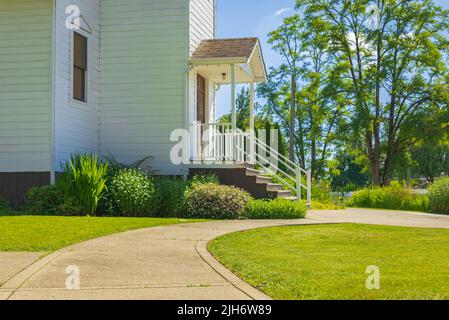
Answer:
[215,0,449,118]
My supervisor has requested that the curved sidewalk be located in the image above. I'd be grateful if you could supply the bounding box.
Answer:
[1,209,449,300]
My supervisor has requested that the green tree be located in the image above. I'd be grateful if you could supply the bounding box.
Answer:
[296,0,449,185]
[268,15,303,162]
[219,87,250,129]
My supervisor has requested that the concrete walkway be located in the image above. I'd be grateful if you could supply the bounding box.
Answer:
[0,253,43,287]
[1,209,448,300]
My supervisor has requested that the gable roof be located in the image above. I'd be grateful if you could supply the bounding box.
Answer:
[191,38,259,62]
[190,38,267,83]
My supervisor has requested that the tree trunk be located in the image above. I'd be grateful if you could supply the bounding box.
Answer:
[297,108,306,169]
[289,74,296,163]
[311,141,317,178]
[372,17,382,186]
[366,130,381,186]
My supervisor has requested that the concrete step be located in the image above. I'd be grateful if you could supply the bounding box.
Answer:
[256,176,273,184]
[274,190,292,198]
[245,168,264,177]
[266,183,284,192]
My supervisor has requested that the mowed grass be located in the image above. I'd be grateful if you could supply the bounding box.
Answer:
[0,216,202,252]
[209,224,449,300]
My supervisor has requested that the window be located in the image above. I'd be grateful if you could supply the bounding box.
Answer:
[73,32,87,103]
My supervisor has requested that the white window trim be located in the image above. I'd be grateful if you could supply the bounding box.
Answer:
[69,28,90,111]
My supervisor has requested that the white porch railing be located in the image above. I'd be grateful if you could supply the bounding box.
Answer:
[191,122,312,207]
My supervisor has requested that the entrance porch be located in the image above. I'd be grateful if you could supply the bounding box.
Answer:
[187,38,311,205]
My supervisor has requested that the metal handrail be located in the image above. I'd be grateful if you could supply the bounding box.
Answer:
[239,129,308,175]
[234,130,312,207]
[190,123,312,208]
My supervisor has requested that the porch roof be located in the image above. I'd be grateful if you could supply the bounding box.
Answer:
[189,38,267,83]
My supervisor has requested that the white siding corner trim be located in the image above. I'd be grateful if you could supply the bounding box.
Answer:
[189,0,215,55]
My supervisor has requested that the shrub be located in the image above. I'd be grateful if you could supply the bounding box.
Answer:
[189,173,219,186]
[59,154,108,215]
[245,198,307,219]
[428,177,449,214]
[311,180,334,203]
[183,183,252,219]
[57,197,84,216]
[153,177,188,216]
[24,185,64,215]
[104,154,155,178]
[311,201,345,210]
[347,181,430,212]
[24,185,85,216]
[0,196,11,214]
[109,169,155,216]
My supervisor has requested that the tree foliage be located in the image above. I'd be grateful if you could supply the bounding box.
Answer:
[258,0,449,187]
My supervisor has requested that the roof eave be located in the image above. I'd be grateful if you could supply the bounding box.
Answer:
[251,40,268,82]
[189,57,248,65]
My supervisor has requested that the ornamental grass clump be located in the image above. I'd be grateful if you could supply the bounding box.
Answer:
[428,177,449,215]
[153,176,188,217]
[58,154,108,215]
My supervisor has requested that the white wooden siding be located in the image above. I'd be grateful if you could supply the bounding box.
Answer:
[0,0,52,172]
[188,0,216,136]
[189,0,215,54]
[54,0,100,170]
[99,0,189,175]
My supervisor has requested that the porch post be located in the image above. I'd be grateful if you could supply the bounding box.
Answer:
[249,82,256,164]
[230,63,237,162]
[231,64,237,130]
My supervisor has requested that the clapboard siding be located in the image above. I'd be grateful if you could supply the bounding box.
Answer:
[0,0,52,172]
[54,0,101,169]
[99,0,188,175]
[0,0,217,178]
[189,0,215,54]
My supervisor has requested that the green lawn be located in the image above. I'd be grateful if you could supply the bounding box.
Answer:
[0,216,201,252]
[209,224,449,300]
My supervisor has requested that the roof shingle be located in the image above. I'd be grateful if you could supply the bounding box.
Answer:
[191,38,259,61]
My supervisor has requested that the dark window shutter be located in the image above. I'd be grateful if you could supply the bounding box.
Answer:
[73,32,87,102]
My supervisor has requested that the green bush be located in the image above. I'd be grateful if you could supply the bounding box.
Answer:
[24,185,64,215]
[246,198,308,219]
[311,180,334,203]
[183,183,252,219]
[59,154,108,215]
[428,177,449,214]
[0,196,11,214]
[189,173,219,186]
[347,181,430,212]
[24,185,85,216]
[57,197,84,216]
[109,169,155,216]
[153,177,188,217]
[104,154,155,179]
[311,201,345,210]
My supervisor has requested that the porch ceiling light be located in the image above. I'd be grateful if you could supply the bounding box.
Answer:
[222,73,227,81]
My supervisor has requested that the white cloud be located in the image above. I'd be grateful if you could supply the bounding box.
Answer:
[274,8,291,16]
